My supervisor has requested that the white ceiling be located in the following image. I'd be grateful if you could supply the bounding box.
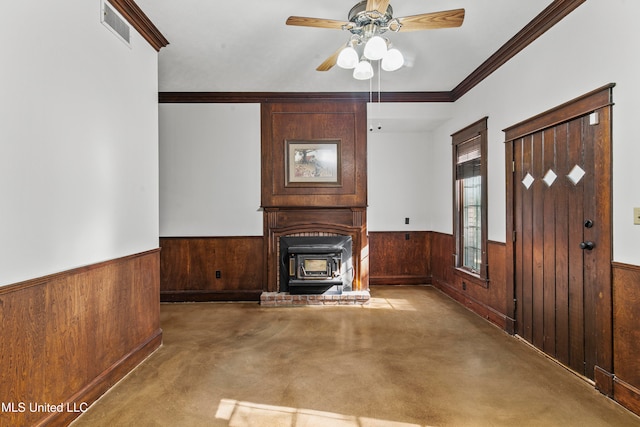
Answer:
[136,0,553,93]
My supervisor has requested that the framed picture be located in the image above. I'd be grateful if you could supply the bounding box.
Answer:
[285,140,342,186]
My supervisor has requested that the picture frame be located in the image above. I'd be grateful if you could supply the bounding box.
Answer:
[285,139,342,187]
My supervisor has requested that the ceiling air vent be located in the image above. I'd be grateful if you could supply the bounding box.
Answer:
[101,0,131,46]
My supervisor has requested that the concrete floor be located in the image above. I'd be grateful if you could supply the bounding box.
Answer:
[72,286,640,426]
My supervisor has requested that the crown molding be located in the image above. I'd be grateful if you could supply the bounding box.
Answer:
[108,0,169,51]
[158,91,454,103]
[451,0,585,100]
[158,0,584,103]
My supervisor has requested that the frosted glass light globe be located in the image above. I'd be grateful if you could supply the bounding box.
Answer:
[353,60,374,80]
[363,36,387,60]
[381,48,404,71]
[337,46,359,69]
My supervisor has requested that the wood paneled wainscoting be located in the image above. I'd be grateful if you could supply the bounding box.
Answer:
[367,231,508,329]
[0,250,161,427]
[612,262,640,415]
[369,231,431,285]
[160,237,264,302]
[430,231,509,330]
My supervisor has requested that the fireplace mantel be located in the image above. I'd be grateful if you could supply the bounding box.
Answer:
[260,100,368,296]
[263,207,368,293]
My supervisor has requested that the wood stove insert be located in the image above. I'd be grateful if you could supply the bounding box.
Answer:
[280,236,353,294]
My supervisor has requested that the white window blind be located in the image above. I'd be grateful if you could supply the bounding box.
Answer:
[456,135,481,180]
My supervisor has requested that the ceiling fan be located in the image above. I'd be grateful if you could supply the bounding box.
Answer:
[286,0,465,75]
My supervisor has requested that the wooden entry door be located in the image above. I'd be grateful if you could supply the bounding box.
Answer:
[504,85,614,385]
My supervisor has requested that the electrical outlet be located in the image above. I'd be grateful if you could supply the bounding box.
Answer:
[215,270,221,279]
[405,217,410,225]
[635,207,640,225]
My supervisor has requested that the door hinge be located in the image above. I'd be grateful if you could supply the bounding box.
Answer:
[512,230,516,242]
[512,160,515,172]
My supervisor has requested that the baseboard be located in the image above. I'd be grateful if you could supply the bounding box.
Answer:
[161,290,262,302]
[369,275,431,286]
[505,315,516,335]
[433,278,508,330]
[595,365,615,397]
[36,329,162,427]
[614,377,640,416]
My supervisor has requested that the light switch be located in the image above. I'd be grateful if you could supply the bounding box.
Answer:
[635,207,640,225]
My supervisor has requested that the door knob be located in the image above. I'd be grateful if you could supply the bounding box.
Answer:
[580,241,595,250]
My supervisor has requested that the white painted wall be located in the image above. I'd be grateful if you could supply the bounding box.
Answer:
[0,1,160,287]
[158,104,262,236]
[367,102,454,231]
[367,130,432,231]
[428,0,640,265]
[157,102,433,235]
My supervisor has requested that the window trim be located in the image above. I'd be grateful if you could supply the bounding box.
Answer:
[452,117,488,283]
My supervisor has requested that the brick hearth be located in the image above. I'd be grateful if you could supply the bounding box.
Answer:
[260,290,370,307]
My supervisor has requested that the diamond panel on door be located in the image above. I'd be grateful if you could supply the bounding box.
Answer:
[567,164,585,185]
[543,169,557,187]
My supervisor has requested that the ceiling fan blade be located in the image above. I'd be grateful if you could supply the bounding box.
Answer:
[286,16,349,30]
[316,44,347,71]
[366,0,390,14]
[396,8,465,32]
[366,0,376,12]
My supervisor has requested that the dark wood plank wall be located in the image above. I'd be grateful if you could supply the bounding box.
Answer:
[612,262,640,414]
[260,101,367,209]
[430,232,508,329]
[369,231,431,285]
[160,237,264,301]
[0,250,161,427]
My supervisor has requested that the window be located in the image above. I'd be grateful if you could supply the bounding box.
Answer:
[452,118,488,279]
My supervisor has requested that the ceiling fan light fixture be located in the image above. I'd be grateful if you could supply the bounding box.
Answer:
[287,4,465,77]
[363,35,387,60]
[337,46,359,69]
[353,59,374,80]
[381,48,404,71]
